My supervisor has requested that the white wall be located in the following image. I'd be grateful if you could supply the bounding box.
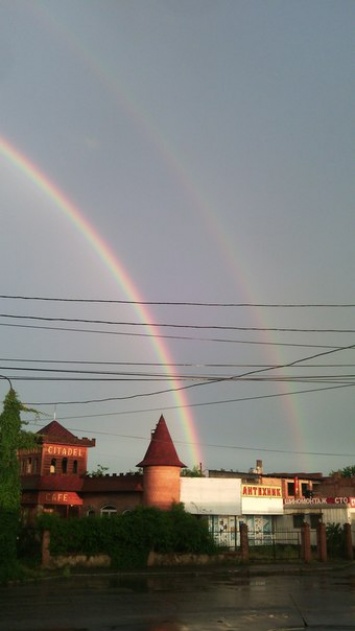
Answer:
[242,496,283,515]
[180,477,241,515]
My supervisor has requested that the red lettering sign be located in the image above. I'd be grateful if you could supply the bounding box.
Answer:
[46,444,83,458]
[38,491,82,506]
[242,485,282,497]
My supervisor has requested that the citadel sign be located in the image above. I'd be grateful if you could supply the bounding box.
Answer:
[45,444,83,457]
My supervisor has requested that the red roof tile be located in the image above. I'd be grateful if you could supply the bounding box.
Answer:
[137,415,186,468]
[37,420,95,447]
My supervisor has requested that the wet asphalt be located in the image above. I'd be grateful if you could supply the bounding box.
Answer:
[0,563,354,631]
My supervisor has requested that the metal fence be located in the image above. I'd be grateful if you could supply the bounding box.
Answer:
[247,530,302,561]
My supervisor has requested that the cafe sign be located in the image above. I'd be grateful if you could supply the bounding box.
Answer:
[38,491,83,506]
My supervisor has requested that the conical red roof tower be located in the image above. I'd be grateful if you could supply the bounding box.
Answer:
[137,415,186,510]
[137,415,186,468]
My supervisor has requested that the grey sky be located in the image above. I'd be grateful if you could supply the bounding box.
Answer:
[0,0,354,475]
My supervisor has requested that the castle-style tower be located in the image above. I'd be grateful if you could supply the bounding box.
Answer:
[19,420,95,521]
[137,415,186,510]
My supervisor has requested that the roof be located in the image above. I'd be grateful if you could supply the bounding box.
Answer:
[37,420,96,447]
[83,473,143,493]
[137,415,186,468]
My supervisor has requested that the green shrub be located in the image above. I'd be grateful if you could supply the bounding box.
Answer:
[326,522,345,558]
[36,505,216,569]
[0,510,20,567]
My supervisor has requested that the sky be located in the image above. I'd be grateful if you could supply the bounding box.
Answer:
[0,0,354,477]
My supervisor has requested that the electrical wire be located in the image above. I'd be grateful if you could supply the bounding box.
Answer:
[1,312,354,333]
[2,357,355,368]
[25,418,355,459]
[21,342,355,406]
[1,295,355,308]
[26,381,355,408]
[0,321,343,349]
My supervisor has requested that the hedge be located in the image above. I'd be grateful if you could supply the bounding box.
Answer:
[36,504,217,569]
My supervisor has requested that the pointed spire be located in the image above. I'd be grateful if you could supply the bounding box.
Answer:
[137,415,186,468]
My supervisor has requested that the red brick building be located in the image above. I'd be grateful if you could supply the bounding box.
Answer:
[20,414,184,521]
[19,420,96,521]
[19,414,355,539]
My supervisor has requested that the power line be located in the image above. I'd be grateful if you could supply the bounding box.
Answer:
[24,342,355,406]
[26,419,355,459]
[3,365,355,383]
[2,357,355,368]
[1,312,354,333]
[0,322,341,349]
[27,381,355,408]
[1,295,355,308]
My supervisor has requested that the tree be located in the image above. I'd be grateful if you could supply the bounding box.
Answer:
[87,464,109,477]
[0,387,38,579]
[181,465,204,477]
[330,465,355,478]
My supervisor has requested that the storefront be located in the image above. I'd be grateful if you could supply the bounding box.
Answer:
[241,483,284,544]
[180,477,242,549]
[283,496,355,546]
[22,490,83,520]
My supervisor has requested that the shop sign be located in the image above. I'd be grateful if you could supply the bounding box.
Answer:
[284,497,354,507]
[44,444,83,457]
[38,491,82,506]
[242,485,282,498]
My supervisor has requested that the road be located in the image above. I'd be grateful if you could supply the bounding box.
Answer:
[0,565,354,630]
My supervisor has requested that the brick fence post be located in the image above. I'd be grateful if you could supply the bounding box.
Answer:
[301,522,311,563]
[42,530,51,568]
[239,522,249,562]
[317,522,327,562]
[344,523,354,560]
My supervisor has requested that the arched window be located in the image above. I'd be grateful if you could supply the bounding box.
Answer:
[100,505,117,517]
[73,460,78,474]
[61,458,68,474]
[50,458,56,474]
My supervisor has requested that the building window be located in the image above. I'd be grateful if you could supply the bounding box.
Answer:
[293,514,305,528]
[26,457,32,474]
[50,458,56,474]
[100,505,117,517]
[33,457,38,473]
[287,482,295,496]
[61,458,68,474]
[73,460,78,474]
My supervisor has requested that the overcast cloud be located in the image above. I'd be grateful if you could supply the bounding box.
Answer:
[0,0,354,475]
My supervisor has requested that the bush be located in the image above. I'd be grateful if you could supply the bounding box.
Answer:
[0,510,19,563]
[36,505,217,569]
[326,522,346,558]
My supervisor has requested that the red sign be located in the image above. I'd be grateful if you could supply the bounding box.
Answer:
[284,497,354,507]
[242,485,282,497]
[38,491,83,506]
